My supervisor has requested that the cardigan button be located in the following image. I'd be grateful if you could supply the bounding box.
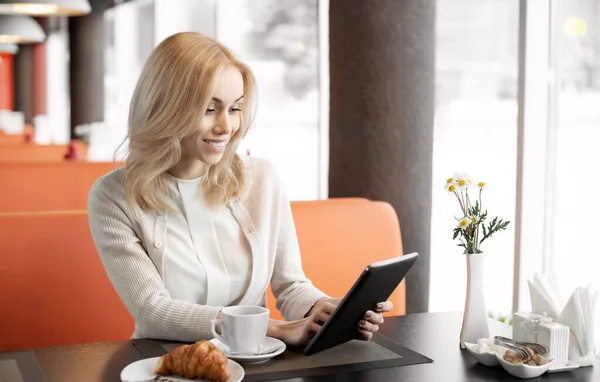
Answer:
[244,228,252,234]
[154,241,163,249]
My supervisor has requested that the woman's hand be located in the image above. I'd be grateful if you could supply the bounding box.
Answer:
[311,298,394,341]
[357,301,393,340]
[269,301,338,347]
[270,299,394,346]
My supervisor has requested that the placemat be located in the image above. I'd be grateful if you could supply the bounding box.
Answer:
[135,334,432,381]
[242,334,432,381]
[0,351,46,382]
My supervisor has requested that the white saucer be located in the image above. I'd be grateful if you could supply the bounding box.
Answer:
[120,356,244,382]
[547,361,580,373]
[464,342,499,367]
[210,337,286,364]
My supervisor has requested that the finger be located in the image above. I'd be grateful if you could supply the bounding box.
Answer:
[358,319,379,333]
[375,301,394,313]
[364,311,384,325]
[320,301,338,314]
[306,320,322,334]
[358,329,373,341]
[313,309,331,325]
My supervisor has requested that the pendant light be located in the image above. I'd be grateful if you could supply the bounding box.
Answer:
[0,42,18,53]
[0,14,45,43]
[0,0,91,16]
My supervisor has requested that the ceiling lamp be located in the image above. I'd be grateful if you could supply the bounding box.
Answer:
[0,42,18,53]
[0,14,45,43]
[0,0,91,16]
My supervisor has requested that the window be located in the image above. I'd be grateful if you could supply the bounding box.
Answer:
[549,0,600,296]
[216,0,325,200]
[430,0,519,317]
[100,0,327,200]
[101,0,155,161]
[432,0,600,322]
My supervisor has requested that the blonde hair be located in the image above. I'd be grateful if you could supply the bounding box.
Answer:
[117,32,257,213]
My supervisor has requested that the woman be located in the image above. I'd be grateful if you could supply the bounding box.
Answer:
[88,32,391,347]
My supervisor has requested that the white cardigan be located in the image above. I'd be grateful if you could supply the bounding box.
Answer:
[87,156,327,342]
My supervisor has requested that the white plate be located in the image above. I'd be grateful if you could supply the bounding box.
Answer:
[464,342,499,367]
[547,360,580,373]
[210,337,286,364]
[120,356,244,382]
[494,347,555,379]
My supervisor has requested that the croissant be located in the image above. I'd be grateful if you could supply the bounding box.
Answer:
[154,340,230,381]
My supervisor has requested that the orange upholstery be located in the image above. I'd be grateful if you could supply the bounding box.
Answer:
[290,197,369,205]
[0,141,87,162]
[0,211,134,351]
[0,126,35,145]
[0,162,118,212]
[0,199,404,350]
[267,200,405,320]
[0,134,26,145]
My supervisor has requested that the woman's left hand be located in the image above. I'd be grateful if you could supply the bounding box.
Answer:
[308,298,393,341]
[357,301,393,340]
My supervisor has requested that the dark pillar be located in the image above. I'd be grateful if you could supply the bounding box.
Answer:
[329,0,435,313]
[13,45,34,123]
[69,10,105,137]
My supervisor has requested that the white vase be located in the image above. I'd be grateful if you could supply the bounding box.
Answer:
[459,252,490,349]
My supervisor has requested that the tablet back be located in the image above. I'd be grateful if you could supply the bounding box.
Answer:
[304,252,419,355]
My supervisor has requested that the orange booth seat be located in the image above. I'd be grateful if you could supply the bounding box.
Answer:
[266,199,405,320]
[0,211,132,351]
[0,126,33,145]
[0,162,120,213]
[0,134,27,145]
[0,141,88,162]
[0,199,405,351]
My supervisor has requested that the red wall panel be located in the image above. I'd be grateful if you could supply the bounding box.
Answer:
[0,53,14,111]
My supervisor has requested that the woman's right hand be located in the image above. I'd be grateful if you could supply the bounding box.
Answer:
[269,301,338,347]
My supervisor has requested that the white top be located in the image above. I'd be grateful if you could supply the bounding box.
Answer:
[165,175,251,306]
[87,156,328,342]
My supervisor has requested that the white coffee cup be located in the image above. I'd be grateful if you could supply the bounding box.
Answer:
[210,305,270,353]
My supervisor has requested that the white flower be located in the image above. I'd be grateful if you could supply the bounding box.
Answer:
[453,172,472,188]
[469,216,479,224]
[457,217,471,229]
[475,181,489,191]
[444,182,457,193]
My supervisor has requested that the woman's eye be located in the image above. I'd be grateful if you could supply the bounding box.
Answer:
[229,108,242,114]
[205,108,217,115]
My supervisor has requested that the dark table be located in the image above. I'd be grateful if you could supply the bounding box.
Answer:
[281,312,599,382]
[2,311,598,381]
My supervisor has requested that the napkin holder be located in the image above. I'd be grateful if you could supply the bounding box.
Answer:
[528,275,599,367]
[512,312,553,343]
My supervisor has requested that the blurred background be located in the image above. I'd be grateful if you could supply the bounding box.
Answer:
[1,0,599,320]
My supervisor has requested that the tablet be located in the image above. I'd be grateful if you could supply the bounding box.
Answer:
[304,252,419,355]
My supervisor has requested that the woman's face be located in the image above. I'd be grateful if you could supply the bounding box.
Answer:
[177,65,244,177]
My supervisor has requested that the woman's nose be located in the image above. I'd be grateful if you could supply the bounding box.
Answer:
[214,112,232,135]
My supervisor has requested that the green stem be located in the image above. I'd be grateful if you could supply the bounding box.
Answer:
[476,189,482,252]
[466,191,472,215]
[475,222,480,252]
[454,192,466,216]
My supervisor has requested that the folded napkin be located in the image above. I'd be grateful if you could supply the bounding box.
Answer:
[529,273,566,317]
[528,274,599,367]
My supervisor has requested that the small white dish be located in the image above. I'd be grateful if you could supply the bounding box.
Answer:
[120,356,244,382]
[547,360,580,373]
[495,347,555,379]
[464,342,499,367]
[210,336,286,364]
